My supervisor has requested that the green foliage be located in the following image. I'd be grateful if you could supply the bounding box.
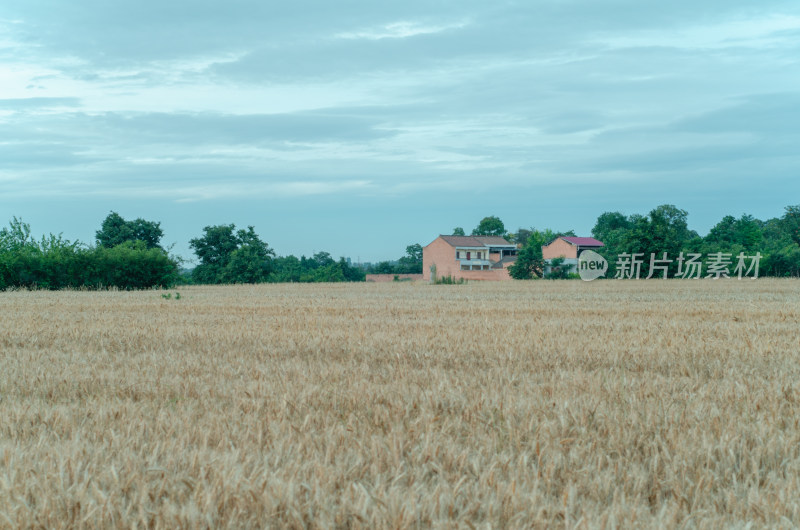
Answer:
[472,216,506,237]
[222,243,273,283]
[507,227,580,280]
[452,227,465,236]
[369,261,397,274]
[0,217,35,251]
[396,244,423,274]
[625,205,694,268]
[705,214,763,251]
[190,224,274,284]
[512,228,532,246]
[508,234,544,280]
[96,211,164,249]
[589,204,800,277]
[591,205,696,277]
[269,253,365,283]
[365,243,423,275]
[512,227,575,246]
[85,241,179,290]
[433,274,466,284]
[0,218,178,290]
[784,205,800,247]
[545,256,572,279]
[762,244,800,277]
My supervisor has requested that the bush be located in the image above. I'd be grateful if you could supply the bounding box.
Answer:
[433,275,466,285]
[0,219,179,290]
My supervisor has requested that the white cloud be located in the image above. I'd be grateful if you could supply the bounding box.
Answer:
[335,20,468,40]
[595,14,800,50]
[168,180,376,203]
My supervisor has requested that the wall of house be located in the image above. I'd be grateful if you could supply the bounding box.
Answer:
[542,238,577,260]
[456,268,512,281]
[423,237,459,281]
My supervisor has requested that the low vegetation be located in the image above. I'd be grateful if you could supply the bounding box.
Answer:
[1,280,799,527]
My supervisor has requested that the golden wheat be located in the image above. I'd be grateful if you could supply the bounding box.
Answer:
[1,279,799,528]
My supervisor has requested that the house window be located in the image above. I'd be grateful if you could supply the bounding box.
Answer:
[467,251,471,260]
[456,251,460,259]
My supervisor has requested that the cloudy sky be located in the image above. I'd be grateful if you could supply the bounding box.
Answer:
[1,1,798,262]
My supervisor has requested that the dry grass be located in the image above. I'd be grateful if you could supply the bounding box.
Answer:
[1,279,799,528]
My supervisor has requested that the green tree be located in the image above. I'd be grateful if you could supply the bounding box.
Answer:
[270,255,303,282]
[513,228,532,246]
[545,256,571,279]
[452,227,465,236]
[339,258,366,282]
[396,243,423,273]
[87,241,178,290]
[784,205,800,247]
[610,205,696,276]
[96,211,164,249]
[0,216,35,252]
[705,214,763,252]
[629,205,693,255]
[312,251,335,268]
[190,224,274,284]
[370,261,396,274]
[592,212,631,243]
[222,243,272,283]
[591,212,631,277]
[0,217,177,290]
[508,233,545,279]
[472,216,506,237]
[270,253,364,282]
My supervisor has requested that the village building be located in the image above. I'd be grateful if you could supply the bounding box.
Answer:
[422,235,518,281]
[541,236,604,274]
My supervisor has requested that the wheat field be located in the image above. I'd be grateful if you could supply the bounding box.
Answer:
[1,279,799,528]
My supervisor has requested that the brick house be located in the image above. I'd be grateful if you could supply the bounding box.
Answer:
[422,235,518,281]
[541,236,604,274]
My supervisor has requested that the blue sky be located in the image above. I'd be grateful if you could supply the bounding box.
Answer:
[1,1,798,263]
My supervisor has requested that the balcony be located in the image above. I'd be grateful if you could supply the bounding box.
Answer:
[458,259,491,266]
[458,258,492,270]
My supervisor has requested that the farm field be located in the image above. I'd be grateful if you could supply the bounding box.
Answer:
[1,280,799,528]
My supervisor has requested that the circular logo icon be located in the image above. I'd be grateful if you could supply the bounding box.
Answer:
[578,250,608,281]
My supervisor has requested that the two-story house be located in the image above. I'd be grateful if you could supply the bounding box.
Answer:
[422,235,518,281]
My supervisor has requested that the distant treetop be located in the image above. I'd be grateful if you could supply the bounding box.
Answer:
[96,211,163,249]
[472,216,506,237]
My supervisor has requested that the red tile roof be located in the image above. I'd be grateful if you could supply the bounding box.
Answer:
[437,235,514,248]
[472,236,516,247]
[437,235,487,248]
[561,236,604,247]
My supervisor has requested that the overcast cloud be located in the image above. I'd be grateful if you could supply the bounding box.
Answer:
[1,0,798,261]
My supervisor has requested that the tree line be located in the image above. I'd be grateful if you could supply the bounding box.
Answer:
[2,205,798,290]
[0,213,370,290]
[504,204,800,279]
[0,215,176,290]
